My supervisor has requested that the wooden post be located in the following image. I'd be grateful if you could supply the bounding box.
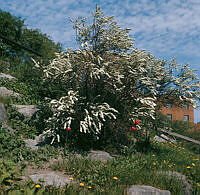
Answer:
[157,128,200,145]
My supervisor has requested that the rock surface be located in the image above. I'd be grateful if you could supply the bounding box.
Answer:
[87,150,114,162]
[1,123,14,133]
[154,134,176,143]
[127,185,171,195]
[12,104,39,118]
[0,87,21,98]
[24,135,43,150]
[0,73,16,80]
[0,103,7,123]
[157,171,192,195]
[25,172,74,187]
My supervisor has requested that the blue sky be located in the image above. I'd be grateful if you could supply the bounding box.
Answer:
[1,0,200,122]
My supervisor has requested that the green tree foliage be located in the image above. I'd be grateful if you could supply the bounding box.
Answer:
[0,9,61,83]
[0,10,24,57]
[21,28,61,64]
[35,6,200,147]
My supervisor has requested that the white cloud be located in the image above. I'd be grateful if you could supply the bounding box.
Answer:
[1,0,200,77]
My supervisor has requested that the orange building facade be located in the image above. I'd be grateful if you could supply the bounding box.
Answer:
[194,123,200,130]
[160,103,194,123]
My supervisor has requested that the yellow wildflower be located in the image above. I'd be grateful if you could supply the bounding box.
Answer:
[79,183,85,186]
[192,163,196,166]
[152,162,157,166]
[87,186,92,189]
[112,176,119,180]
[186,166,191,169]
[196,183,200,187]
[152,154,155,157]
[168,164,173,168]
[163,160,167,164]
[69,177,74,180]
[35,184,41,188]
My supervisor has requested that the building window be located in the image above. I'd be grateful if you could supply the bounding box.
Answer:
[183,115,189,121]
[182,104,189,110]
[165,103,172,108]
[166,114,172,120]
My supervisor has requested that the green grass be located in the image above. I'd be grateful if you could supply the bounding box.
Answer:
[1,116,200,194]
[48,141,200,194]
[0,125,63,165]
[176,130,200,154]
[2,126,200,194]
[1,73,200,194]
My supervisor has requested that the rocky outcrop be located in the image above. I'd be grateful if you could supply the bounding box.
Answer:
[24,135,43,150]
[23,172,75,187]
[0,87,21,98]
[87,150,114,162]
[157,171,192,195]
[1,123,14,133]
[0,103,7,123]
[0,73,16,80]
[11,104,39,118]
[127,185,171,195]
[0,73,39,134]
[0,103,14,133]
[154,134,176,143]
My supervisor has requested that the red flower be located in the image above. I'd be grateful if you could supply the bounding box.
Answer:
[130,126,137,131]
[134,120,140,125]
[66,127,72,132]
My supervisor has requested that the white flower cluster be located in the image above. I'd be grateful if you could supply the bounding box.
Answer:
[43,90,78,144]
[131,97,157,120]
[42,89,118,143]
[79,103,118,134]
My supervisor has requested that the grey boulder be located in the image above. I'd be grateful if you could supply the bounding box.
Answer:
[0,73,16,80]
[0,87,21,98]
[127,185,171,195]
[24,135,44,150]
[87,150,114,162]
[0,103,14,133]
[154,134,176,143]
[12,104,39,118]
[157,171,191,195]
[0,103,7,123]
[1,123,14,133]
[26,172,74,187]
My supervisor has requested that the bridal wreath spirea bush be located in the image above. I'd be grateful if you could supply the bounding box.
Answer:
[34,6,200,144]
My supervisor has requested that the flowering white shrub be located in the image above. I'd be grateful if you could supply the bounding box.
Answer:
[42,89,118,144]
[35,6,200,144]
